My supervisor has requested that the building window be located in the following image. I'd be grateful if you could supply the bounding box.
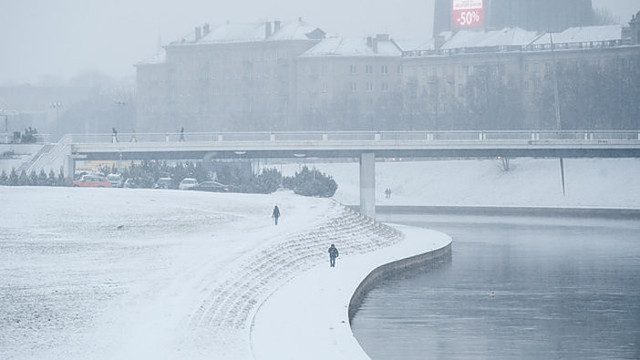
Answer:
[381,82,389,92]
[350,82,357,92]
[397,65,403,74]
[366,81,373,92]
[350,65,357,74]
[381,65,388,75]
[365,65,373,74]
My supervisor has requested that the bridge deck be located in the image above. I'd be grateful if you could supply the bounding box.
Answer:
[68,130,640,160]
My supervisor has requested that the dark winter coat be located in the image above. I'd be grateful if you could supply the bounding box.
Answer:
[272,206,280,218]
[328,245,339,259]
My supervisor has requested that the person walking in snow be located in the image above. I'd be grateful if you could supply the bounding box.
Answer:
[112,127,119,143]
[272,205,280,225]
[179,127,185,142]
[328,244,339,267]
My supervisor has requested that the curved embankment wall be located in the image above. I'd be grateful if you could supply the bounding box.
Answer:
[348,241,453,322]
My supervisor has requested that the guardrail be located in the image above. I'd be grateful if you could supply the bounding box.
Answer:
[67,130,640,144]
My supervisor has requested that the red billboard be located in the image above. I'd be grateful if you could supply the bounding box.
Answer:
[452,0,484,28]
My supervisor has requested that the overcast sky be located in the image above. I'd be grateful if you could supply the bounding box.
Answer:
[0,0,636,85]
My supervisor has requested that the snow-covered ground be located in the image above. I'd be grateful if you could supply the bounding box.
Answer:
[280,157,640,209]
[1,154,638,359]
[0,186,448,359]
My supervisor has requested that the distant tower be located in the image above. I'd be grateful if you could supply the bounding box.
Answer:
[433,0,451,35]
[433,0,594,34]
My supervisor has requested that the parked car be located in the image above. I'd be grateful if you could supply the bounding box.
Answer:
[189,180,230,192]
[123,178,137,188]
[73,174,112,188]
[178,178,199,190]
[106,173,123,188]
[154,177,175,189]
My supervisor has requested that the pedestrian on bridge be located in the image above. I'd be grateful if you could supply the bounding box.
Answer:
[112,128,119,143]
[179,127,185,142]
[272,205,280,225]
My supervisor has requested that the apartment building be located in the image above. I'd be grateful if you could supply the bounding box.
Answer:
[401,25,640,130]
[136,19,325,133]
[294,34,403,130]
[136,17,640,132]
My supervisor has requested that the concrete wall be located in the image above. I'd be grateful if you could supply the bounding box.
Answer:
[375,205,640,219]
[348,242,453,322]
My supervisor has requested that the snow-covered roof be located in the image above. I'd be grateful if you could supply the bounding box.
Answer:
[440,27,541,50]
[267,21,326,41]
[397,32,457,56]
[300,36,402,57]
[531,25,623,46]
[395,38,437,52]
[136,48,166,65]
[168,19,325,46]
[199,22,266,43]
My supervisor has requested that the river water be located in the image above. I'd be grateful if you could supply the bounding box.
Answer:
[351,213,640,360]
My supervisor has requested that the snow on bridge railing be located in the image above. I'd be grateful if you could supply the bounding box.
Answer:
[66,130,640,144]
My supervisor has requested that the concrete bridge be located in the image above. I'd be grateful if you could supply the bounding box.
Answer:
[24,130,640,217]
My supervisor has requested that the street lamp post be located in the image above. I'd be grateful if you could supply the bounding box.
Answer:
[2,113,8,143]
[1,109,18,143]
[50,102,63,134]
[114,100,128,138]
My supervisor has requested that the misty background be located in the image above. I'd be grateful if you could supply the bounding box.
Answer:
[0,0,637,85]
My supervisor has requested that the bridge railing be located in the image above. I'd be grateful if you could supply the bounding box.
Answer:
[67,130,640,144]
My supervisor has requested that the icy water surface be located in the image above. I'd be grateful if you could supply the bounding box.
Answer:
[352,214,640,360]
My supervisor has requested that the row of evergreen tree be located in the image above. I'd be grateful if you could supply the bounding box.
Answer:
[103,160,338,197]
[0,161,338,198]
[0,168,68,187]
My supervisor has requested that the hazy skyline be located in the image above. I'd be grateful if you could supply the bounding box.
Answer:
[0,0,636,85]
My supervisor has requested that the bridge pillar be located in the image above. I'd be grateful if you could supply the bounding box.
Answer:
[65,154,75,180]
[359,153,376,218]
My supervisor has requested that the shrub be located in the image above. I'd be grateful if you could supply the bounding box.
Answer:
[284,166,337,197]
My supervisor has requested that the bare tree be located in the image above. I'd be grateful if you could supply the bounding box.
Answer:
[498,156,511,172]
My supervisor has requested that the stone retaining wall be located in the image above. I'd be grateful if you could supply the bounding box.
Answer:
[348,242,453,322]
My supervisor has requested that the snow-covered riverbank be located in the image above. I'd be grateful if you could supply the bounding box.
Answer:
[0,186,449,359]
